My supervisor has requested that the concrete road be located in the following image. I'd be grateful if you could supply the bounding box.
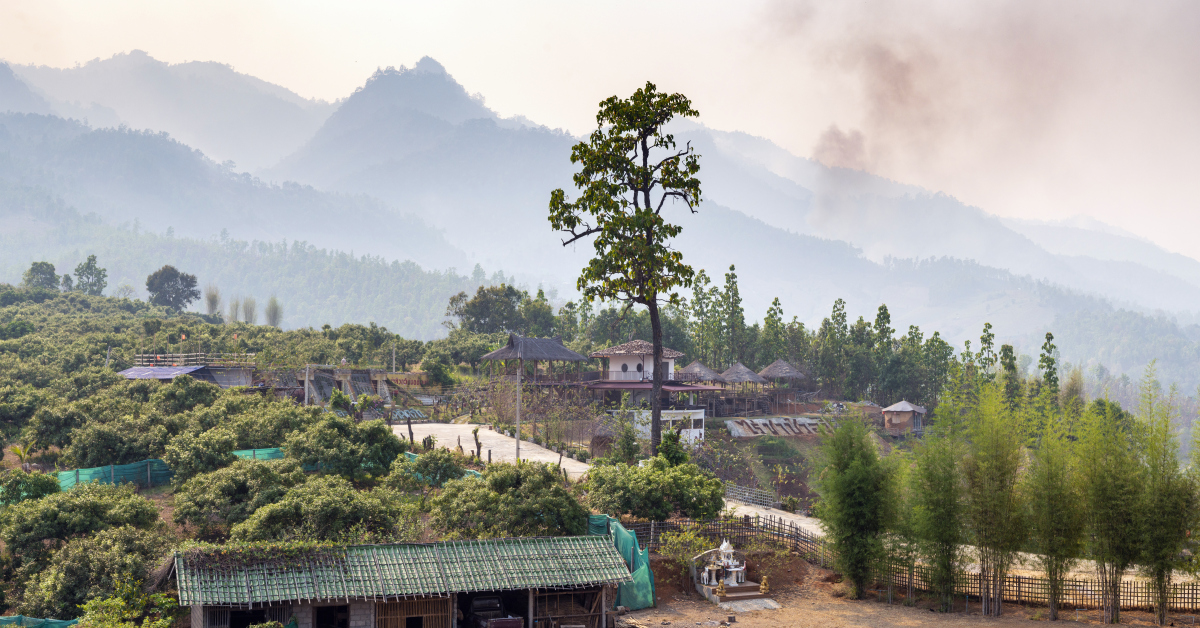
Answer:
[393,422,592,479]
[725,500,824,536]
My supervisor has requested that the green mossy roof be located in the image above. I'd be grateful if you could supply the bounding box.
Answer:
[176,536,630,607]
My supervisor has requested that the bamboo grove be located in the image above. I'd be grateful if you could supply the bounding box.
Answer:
[815,344,1200,625]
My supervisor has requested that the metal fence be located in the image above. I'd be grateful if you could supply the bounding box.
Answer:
[723,483,780,508]
[626,516,1200,613]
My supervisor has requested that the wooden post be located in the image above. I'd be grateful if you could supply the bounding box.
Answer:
[527,589,534,628]
[601,586,608,628]
[147,460,152,487]
[111,464,115,484]
[75,469,79,485]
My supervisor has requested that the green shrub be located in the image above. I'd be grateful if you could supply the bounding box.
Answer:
[584,456,724,520]
[173,459,307,539]
[385,449,467,490]
[0,468,60,505]
[230,476,419,543]
[19,526,174,618]
[0,482,159,570]
[163,427,238,484]
[431,462,586,539]
[284,415,407,478]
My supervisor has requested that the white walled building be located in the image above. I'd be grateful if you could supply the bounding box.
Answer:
[589,339,684,381]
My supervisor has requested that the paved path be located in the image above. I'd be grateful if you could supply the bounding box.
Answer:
[392,422,592,479]
[726,500,824,536]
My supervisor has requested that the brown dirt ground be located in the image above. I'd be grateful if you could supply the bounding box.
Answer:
[631,559,1190,627]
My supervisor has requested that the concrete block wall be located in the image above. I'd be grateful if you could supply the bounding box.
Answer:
[292,604,314,628]
[349,602,374,628]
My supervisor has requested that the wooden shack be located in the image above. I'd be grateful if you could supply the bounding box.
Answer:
[882,400,927,433]
[175,537,631,628]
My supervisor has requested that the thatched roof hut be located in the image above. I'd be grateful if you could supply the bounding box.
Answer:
[480,334,588,362]
[758,359,806,381]
[720,362,768,385]
[677,360,726,383]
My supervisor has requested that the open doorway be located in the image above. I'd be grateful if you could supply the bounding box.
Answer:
[315,605,349,628]
[228,610,266,628]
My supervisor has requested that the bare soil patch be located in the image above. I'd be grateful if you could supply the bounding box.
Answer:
[627,559,1186,627]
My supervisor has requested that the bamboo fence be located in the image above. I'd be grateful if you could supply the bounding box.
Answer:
[627,516,1200,612]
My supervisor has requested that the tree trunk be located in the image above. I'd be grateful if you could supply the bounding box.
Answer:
[1153,570,1169,626]
[648,299,663,455]
[1048,563,1060,621]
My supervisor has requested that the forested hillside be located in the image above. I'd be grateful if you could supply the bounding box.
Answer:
[0,184,502,338]
[0,112,467,271]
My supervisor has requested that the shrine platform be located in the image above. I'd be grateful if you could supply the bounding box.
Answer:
[697,581,772,604]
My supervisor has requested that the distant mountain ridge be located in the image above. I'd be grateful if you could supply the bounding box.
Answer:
[10,51,336,170]
[267,56,1200,315]
[0,63,51,115]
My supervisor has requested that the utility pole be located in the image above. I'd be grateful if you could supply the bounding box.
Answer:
[304,365,309,406]
[516,358,522,461]
[392,343,396,373]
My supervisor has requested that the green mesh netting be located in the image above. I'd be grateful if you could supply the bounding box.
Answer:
[233,448,285,460]
[587,515,656,610]
[56,459,173,490]
[0,615,78,628]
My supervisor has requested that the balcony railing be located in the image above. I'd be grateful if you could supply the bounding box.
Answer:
[134,353,256,367]
[601,370,674,381]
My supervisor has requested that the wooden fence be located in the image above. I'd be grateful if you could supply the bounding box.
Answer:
[626,516,1200,613]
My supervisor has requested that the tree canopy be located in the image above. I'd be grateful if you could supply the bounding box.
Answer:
[22,262,60,291]
[144,265,200,311]
[431,462,586,539]
[548,81,702,453]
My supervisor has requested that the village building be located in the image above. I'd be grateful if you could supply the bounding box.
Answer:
[175,537,631,628]
[118,364,252,388]
[588,340,683,382]
[882,400,927,433]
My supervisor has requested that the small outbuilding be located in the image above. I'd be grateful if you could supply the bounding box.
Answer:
[175,537,631,628]
[882,400,927,433]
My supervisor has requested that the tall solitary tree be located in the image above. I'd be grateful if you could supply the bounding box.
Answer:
[73,255,108,296]
[814,418,895,598]
[21,262,59,291]
[548,81,702,453]
[145,265,200,311]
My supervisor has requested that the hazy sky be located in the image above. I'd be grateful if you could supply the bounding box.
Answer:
[4,0,1198,259]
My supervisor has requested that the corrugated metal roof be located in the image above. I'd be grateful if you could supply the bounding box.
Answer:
[176,537,631,607]
[480,334,588,362]
[118,366,205,379]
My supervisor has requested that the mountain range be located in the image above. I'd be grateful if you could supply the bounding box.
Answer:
[2,51,1198,389]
